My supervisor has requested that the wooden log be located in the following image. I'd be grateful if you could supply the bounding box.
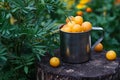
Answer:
[37,49,120,80]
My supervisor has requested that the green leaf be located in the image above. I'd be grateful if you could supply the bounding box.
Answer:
[0,56,7,61]
[24,66,28,74]
[36,54,41,61]
[41,0,45,4]
[26,62,34,65]
[6,13,11,19]
[14,65,23,70]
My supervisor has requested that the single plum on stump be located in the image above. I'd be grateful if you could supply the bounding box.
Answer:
[37,49,120,80]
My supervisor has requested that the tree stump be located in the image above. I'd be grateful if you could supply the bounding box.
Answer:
[37,49,120,80]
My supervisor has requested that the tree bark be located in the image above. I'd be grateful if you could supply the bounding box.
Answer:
[37,49,120,80]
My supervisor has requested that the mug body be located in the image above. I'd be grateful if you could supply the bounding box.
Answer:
[60,28,91,63]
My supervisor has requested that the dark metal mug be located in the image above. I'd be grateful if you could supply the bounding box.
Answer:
[60,25,104,63]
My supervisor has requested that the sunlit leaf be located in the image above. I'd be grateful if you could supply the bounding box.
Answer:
[24,66,28,74]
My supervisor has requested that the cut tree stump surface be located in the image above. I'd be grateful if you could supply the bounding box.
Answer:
[37,49,120,80]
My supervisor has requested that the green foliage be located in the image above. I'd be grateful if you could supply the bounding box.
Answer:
[0,44,7,70]
[0,0,65,79]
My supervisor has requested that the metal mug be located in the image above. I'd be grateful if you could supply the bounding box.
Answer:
[60,25,104,63]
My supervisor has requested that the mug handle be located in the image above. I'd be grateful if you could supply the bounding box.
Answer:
[91,27,104,49]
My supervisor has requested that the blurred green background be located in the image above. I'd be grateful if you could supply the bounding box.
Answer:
[0,0,120,80]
